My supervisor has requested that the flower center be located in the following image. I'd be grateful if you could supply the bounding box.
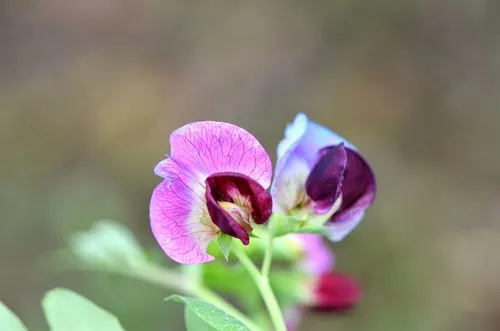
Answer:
[205,172,272,244]
[217,200,253,233]
[289,189,313,219]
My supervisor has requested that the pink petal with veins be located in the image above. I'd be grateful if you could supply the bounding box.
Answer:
[156,121,272,188]
[151,121,272,264]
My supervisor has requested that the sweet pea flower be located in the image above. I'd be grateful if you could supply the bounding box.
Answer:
[285,272,362,331]
[312,271,361,311]
[272,113,376,241]
[150,121,273,264]
[295,234,361,311]
[285,234,361,330]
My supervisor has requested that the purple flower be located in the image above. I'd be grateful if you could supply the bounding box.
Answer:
[272,113,376,241]
[285,234,362,330]
[150,121,273,264]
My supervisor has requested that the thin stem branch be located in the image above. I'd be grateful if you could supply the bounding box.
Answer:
[261,231,274,278]
[233,246,287,331]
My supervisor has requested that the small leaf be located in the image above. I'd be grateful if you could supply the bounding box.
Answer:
[185,307,215,331]
[42,288,126,331]
[69,220,146,268]
[0,302,28,331]
[166,295,250,331]
[217,234,233,262]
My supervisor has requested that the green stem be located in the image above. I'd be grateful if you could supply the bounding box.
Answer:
[91,263,260,331]
[233,246,287,331]
[261,231,273,278]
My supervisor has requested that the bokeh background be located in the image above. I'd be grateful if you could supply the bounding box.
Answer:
[1,1,499,330]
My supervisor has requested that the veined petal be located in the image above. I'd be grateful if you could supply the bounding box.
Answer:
[150,159,218,264]
[152,121,273,263]
[157,121,272,188]
[327,149,376,241]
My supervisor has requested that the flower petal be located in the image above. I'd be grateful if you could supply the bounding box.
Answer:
[327,149,376,241]
[150,159,217,264]
[205,172,272,244]
[296,234,335,275]
[270,152,310,214]
[157,121,272,188]
[306,144,347,214]
[277,113,354,165]
[313,272,362,311]
[277,113,308,159]
[272,114,353,213]
[274,114,376,241]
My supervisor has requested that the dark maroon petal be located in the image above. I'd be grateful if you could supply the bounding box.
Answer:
[313,272,362,311]
[205,193,250,244]
[330,148,376,223]
[205,172,272,244]
[305,144,347,214]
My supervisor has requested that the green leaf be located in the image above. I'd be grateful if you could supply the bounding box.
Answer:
[216,234,233,262]
[42,288,126,331]
[0,302,28,331]
[69,220,146,268]
[166,295,250,331]
[185,307,215,331]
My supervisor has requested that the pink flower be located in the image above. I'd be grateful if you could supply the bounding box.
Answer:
[312,272,361,311]
[150,121,273,264]
[285,234,362,330]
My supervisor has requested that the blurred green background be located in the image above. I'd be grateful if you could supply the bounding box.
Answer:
[1,1,498,330]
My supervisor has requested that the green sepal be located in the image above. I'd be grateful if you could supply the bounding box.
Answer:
[216,234,233,262]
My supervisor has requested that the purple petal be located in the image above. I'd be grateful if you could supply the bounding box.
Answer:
[277,113,354,166]
[272,114,353,213]
[305,144,347,214]
[150,159,217,264]
[205,172,272,244]
[296,234,335,275]
[156,121,272,188]
[273,113,376,241]
[327,149,376,241]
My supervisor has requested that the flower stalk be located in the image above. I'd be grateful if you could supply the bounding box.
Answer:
[233,244,287,331]
[261,231,274,278]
